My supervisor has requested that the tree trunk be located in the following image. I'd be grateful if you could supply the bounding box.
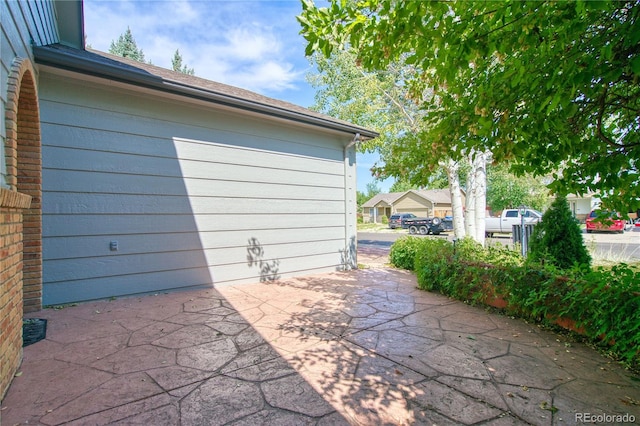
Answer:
[473,151,488,245]
[445,159,466,239]
[465,154,477,239]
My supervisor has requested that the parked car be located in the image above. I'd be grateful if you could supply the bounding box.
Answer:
[485,208,542,237]
[389,213,417,229]
[585,210,625,234]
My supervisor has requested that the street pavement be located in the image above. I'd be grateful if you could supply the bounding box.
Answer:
[359,227,640,261]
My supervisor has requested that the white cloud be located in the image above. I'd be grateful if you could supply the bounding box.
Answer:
[224,27,281,61]
[83,0,307,98]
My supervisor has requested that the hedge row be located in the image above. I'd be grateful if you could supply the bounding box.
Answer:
[389,236,640,364]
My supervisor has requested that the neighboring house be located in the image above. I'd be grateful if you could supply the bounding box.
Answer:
[566,193,601,221]
[362,192,404,222]
[1,0,377,397]
[363,189,461,222]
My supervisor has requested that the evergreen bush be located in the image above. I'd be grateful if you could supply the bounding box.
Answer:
[528,195,591,269]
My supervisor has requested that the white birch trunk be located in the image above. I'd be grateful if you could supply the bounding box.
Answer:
[445,158,466,239]
[473,151,488,245]
[465,153,477,240]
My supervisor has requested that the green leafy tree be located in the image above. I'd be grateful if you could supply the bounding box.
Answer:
[358,181,383,215]
[308,51,421,158]
[172,49,195,75]
[365,182,381,199]
[388,179,415,193]
[487,164,550,212]
[307,49,478,240]
[298,0,640,214]
[109,27,146,62]
[528,195,591,269]
[356,190,369,210]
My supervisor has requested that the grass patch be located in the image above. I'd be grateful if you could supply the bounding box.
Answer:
[357,222,406,232]
[357,222,389,231]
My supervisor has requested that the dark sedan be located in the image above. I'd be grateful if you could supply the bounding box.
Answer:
[388,213,417,229]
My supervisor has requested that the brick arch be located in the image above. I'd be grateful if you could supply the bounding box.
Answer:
[5,57,42,312]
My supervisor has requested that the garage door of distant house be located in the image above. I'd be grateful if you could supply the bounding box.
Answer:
[39,71,350,305]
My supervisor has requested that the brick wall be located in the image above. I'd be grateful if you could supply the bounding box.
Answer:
[1,57,40,399]
[16,78,42,313]
[0,188,31,399]
[5,59,42,313]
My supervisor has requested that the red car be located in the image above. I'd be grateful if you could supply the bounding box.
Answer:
[585,210,625,234]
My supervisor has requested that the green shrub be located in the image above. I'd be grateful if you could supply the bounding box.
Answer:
[389,236,427,270]
[414,238,454,291]
[529,195,591,270]
[381,215,389,224]
[561,264,640,362]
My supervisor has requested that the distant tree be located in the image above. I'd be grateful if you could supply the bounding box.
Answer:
[487,164,551,212]
[172,49,195,75]
[357,181,384,217]
[306,49,483,242]
[365,182,381,199]
[109,27,146,62]
[356,191,369,210]
[528,195,591,269]
[388,179,414,193]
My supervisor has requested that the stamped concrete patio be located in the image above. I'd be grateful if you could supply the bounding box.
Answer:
[2,246,639,425]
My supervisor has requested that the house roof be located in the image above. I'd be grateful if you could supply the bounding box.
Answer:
[362,192,406,208]
[32,44,379,140]
[363,189,455,208]
[411,189,453,204]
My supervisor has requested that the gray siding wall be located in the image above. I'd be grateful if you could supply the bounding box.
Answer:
[40,70,356,304]
[1,0,58,185]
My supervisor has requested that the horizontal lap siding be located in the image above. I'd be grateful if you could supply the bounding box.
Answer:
[2,0,57,180]
[40,73,350,304]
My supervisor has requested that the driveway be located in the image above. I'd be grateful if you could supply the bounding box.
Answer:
[2,247,638,425]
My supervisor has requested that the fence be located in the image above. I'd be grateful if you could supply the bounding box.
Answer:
[512,223,537,257]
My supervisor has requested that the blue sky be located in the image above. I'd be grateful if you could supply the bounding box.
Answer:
[83,0,393,193]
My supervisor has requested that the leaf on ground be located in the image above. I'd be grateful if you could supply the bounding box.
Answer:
[539,401,558,413]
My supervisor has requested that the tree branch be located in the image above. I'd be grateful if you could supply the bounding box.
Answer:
[595,85,625,149]
[358,68,418,128]
[474,2,546,39]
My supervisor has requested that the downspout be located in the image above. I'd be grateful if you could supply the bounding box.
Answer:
[345,133,360,151]
[343,133,360,270]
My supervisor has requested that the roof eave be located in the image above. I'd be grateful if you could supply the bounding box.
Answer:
[33,45,378,139]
